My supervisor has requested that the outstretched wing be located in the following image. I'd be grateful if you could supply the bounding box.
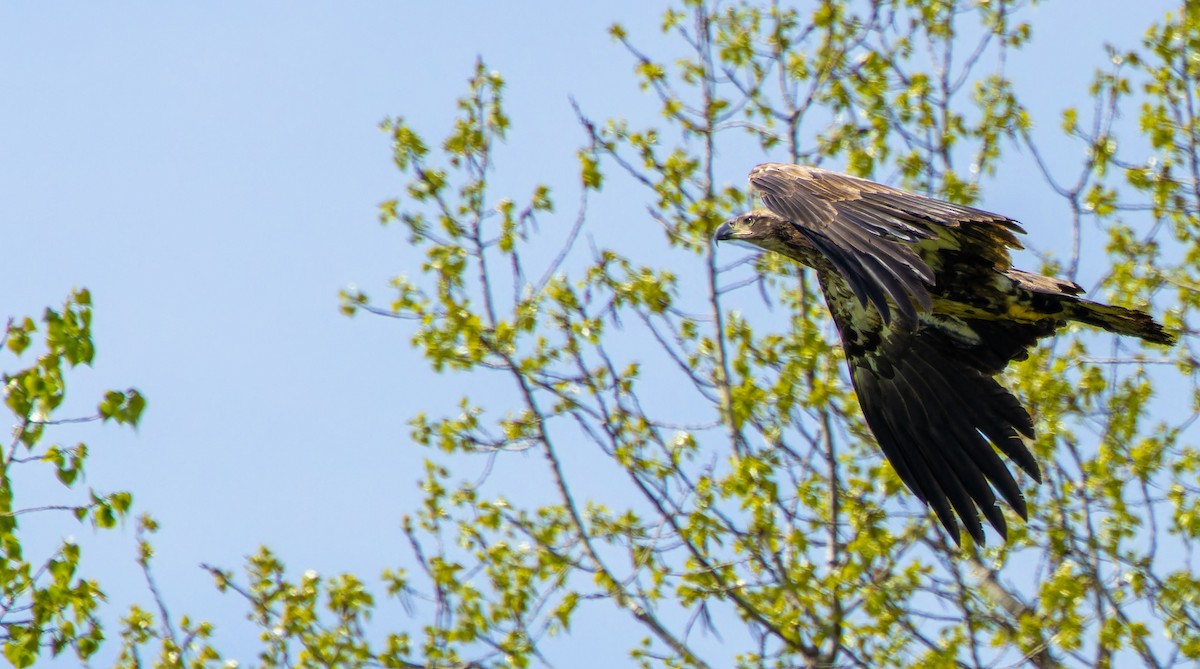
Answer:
[749,163,1025,329]
[820,272,1047,545]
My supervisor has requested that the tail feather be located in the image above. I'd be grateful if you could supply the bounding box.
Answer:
[1065,299,1175,346]
[1004,268,1174,346]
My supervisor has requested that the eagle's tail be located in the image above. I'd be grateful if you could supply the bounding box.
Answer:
[1003,268,1174,346]
[1064,299,1175,346]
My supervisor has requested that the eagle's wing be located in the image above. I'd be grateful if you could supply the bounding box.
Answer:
[749,163,1025,329]
[821,274,1045,545]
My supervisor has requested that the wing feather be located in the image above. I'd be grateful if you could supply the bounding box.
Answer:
[826,218,935,308]
[900,348,1028,521]
[852,370,961,525]
[865,366,993,543]
[798,229,891,315]
[894,355,1004,534]
[750,163,1023,329]
[823,272,1039,544]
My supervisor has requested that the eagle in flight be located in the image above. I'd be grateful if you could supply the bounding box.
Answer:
[716,163,1173,545]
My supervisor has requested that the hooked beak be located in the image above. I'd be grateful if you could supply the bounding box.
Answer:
[714,220,734,243]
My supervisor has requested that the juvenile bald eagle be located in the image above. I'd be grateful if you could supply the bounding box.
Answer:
[716,163,1173,545]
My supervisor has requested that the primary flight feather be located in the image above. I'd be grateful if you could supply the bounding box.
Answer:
[715,163,1174,545]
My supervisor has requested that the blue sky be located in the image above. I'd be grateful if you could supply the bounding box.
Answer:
[1,1,1175,665]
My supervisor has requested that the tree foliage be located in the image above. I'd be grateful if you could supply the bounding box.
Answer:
[1,289,143,667]
[7,1,1200,668]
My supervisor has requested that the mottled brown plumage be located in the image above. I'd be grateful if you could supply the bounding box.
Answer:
[716,163,1174,545]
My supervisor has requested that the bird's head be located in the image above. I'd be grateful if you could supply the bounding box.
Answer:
[714,209,792,250]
